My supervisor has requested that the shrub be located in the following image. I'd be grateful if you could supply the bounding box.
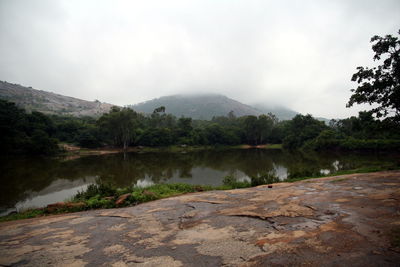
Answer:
[74,182,117,201]
[222,175,251,188]
[250,172,280,186]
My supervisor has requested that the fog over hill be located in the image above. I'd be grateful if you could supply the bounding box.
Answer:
[0,80,320,121]
[251,103,299,121]
[131,94,300,121]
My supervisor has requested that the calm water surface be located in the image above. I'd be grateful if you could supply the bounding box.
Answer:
[1,149,398,215]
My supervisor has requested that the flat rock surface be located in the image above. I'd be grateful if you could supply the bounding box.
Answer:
[1,171,400,266]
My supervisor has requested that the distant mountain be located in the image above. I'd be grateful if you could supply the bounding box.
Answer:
[251,103,299,121]
[130,94,261,120]
[253,103,332,124]
[0,81,115,117]
[131,94,301,121]
[0,81,325,121]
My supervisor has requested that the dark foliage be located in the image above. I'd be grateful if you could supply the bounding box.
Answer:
[0,100,59,155]
[1,93,400,155]
[347,29,400,122]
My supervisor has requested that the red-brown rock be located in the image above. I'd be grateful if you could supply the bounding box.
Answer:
[115,193,131,206]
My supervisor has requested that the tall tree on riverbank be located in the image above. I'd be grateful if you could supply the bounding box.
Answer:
[243,115,275,145]
[283,114,328,149]
[98,107,140,150]
[347,30,400,122]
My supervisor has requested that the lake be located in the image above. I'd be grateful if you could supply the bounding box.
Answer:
[0,149,398,215]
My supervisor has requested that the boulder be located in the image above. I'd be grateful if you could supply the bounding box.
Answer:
[115,193,131,206]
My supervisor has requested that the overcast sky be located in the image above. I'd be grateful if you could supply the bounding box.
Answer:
[0,0,399,118]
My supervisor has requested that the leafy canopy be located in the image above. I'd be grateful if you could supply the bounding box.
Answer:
[347,29,400,122]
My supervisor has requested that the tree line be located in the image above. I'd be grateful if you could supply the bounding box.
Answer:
[1,98,399,156]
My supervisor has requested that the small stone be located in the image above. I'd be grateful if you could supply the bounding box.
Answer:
[194,186,204,192]
[353,187,363,190]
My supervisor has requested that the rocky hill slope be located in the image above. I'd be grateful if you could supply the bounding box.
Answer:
[1,81,309,121]
[0,81,114,117]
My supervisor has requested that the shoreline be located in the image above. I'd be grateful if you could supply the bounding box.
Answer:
[60,143,283,158]
[1,170,399,266]
[1,168,396,223]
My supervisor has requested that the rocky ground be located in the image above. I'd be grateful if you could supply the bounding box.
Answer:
[1,171,399,266]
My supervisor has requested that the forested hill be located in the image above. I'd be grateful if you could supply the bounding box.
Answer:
[131,94,298,120]
[0,81,114,117]
[0,80,302,121]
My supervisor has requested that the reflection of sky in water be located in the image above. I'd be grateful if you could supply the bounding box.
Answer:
[166,167,233,186]
[16,184,90,210]
[320,169,331,175]
[2,150,397,216]
[273,164,288,180]
[0,177,96,216]
[332,160,340,171]
[135,177,155,187]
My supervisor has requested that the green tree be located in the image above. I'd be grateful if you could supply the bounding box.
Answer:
[177,117,193,138]
[243,115,258,145]
[0,100,59,155]
[153,106,166,113]
[242,115,275,145]
[98,107,139,150]
[28,129,59,155]
[283,114,327,149]
[347,29,400,122]
[257,114,274,144]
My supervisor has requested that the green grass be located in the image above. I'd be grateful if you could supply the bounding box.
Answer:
[0,209,45,222]
[285,166,395,183]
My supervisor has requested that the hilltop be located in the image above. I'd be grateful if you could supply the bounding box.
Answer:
[131,94,298,120]
[0,81,114,117]
[0,81,304,121]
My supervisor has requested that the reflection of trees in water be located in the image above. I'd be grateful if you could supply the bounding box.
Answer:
[0,156,63,208]
[1,151,398,208]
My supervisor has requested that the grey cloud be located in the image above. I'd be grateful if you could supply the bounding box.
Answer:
[0,0,399,118]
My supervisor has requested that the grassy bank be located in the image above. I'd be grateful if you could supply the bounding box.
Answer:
[0,182,241,222]
[1,166,398,222]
